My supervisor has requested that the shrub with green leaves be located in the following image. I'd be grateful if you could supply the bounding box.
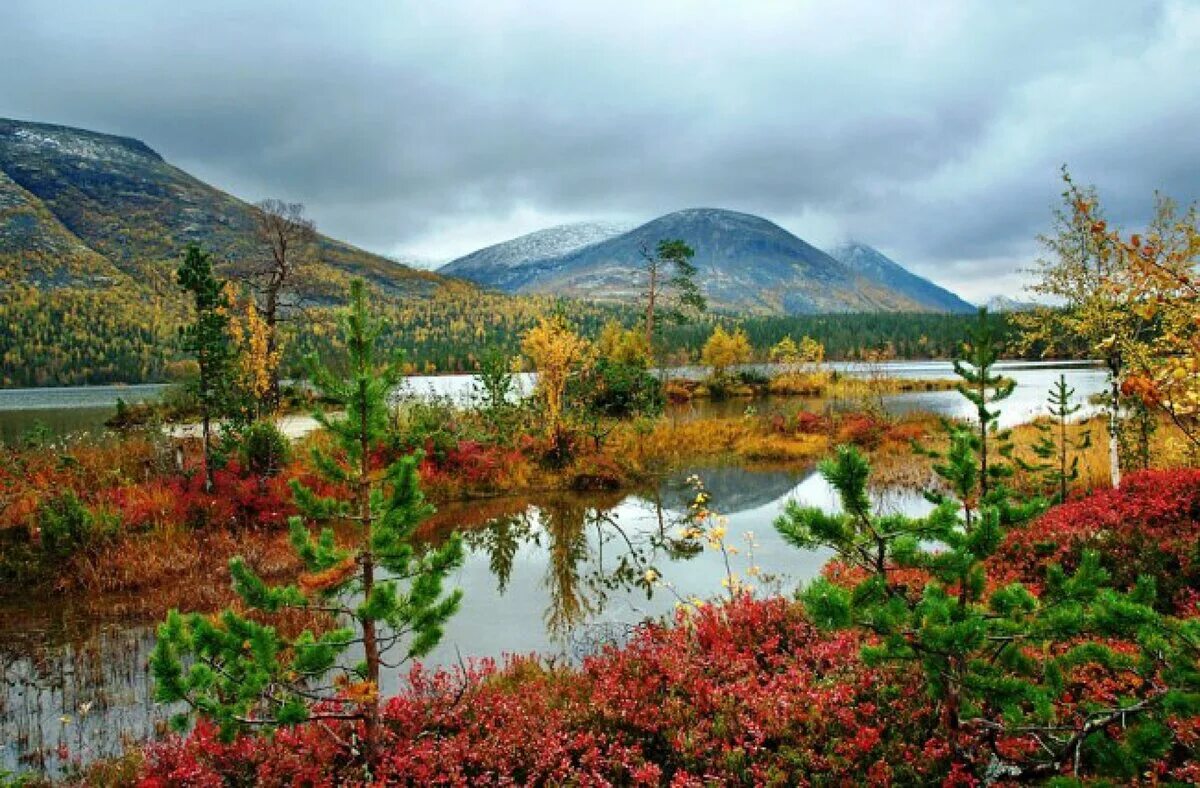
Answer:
[472,346,516,412]
[39,490,119,559]
[238,420,291,478]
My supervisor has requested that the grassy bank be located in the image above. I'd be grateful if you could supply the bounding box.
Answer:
[0,400,928,617]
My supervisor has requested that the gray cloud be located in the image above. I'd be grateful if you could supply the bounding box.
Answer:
[2,0,1197,301]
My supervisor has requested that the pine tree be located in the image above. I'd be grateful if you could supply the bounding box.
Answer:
[913,307,1030,528]
[177,243,234,492]
[775,443,1200,780]
[1020,374,1092,502]
[151,280,464,766]
[953,307,1016,501]
[639,239,706,361]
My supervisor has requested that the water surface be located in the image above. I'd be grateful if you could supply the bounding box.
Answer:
[0,360,1105,443]
[0,465,929,775]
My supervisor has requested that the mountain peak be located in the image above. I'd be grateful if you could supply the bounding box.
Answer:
[442,208,973,314]
[0,117,162,164]
[440,220,633,284]
[826,241,974,314]
[984,295,1037,312]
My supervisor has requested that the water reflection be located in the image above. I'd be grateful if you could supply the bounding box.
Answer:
[419,465,933,669]
[0,464,934,775]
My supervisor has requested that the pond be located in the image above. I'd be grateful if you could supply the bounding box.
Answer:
[0,465,931,776]
[0,384,165,445]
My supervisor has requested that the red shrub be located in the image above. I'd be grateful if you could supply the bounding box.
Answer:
[884,420,927,444]
[140,596,944,786]
[990,469,1200,611]
[419,439,521,491]
[834,413,885,448]
[163,461,296,530]
[794,410,831,435]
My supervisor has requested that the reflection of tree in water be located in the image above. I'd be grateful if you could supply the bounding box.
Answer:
[460,492,703,643]
[541,500,594,639]
[464,512,535,594]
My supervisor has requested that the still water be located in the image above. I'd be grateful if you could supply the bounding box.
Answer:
[0,466,930,775]
[0,360,1106,443]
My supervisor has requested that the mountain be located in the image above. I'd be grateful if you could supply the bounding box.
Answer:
[825,241,974,314]
[0,117,496,386]
[0,117,448,299]
[440,221,632,289]
[445,208,959,314]
[985,295,1037,313]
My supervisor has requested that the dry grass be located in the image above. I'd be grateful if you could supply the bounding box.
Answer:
[59,525,304,620]
[666,372,958,401]
[1007,414,1196,495]
[733,432,830,462]
[609,417,752,469]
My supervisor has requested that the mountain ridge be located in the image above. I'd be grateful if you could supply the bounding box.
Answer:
[825,240,974,314]
[442,208,971,314]
[439,220,633,288]
[0,117,449,299]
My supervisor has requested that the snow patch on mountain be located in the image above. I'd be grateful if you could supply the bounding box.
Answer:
[440,221,633,278]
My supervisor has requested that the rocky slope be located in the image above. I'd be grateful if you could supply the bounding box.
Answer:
[0,117,447,300]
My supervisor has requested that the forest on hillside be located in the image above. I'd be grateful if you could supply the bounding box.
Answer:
[0,281,1042,387]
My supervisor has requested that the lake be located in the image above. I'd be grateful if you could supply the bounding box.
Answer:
[0,464,930,775]
[0,360,1106,444]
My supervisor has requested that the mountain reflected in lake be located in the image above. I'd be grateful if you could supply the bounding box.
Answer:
[419,463,933,669]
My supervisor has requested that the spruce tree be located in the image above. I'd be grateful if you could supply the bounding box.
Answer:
[1019,374,1092,502]
[953,306,1016,501]
[152,280,464,766]
[177,243,235,492]
[776,443,1200,780]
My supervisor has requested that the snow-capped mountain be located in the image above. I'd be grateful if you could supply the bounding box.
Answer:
[439,221,633,288]
[984,295,1038,312]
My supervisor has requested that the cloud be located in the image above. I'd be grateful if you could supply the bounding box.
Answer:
[1,0,1196,301]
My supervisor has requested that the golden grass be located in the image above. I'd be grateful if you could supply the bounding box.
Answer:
[59,525,304,619]
[666,371,958,401]
[733,432,830,462]
[1006,414,1196,495]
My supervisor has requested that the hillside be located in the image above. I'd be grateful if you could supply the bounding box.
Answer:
[0,118,501,386]
[0,118,447,299]
[440,221,632,289]
[441,208,969,315]
[826,241,974,313]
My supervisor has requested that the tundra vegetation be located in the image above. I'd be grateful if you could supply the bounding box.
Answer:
[2,177,1200,785]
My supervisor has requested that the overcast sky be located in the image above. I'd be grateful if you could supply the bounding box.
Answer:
[3,1,1198,302]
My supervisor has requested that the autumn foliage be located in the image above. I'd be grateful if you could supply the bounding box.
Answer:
[990,468,1200,611]
[139,595,945,786]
